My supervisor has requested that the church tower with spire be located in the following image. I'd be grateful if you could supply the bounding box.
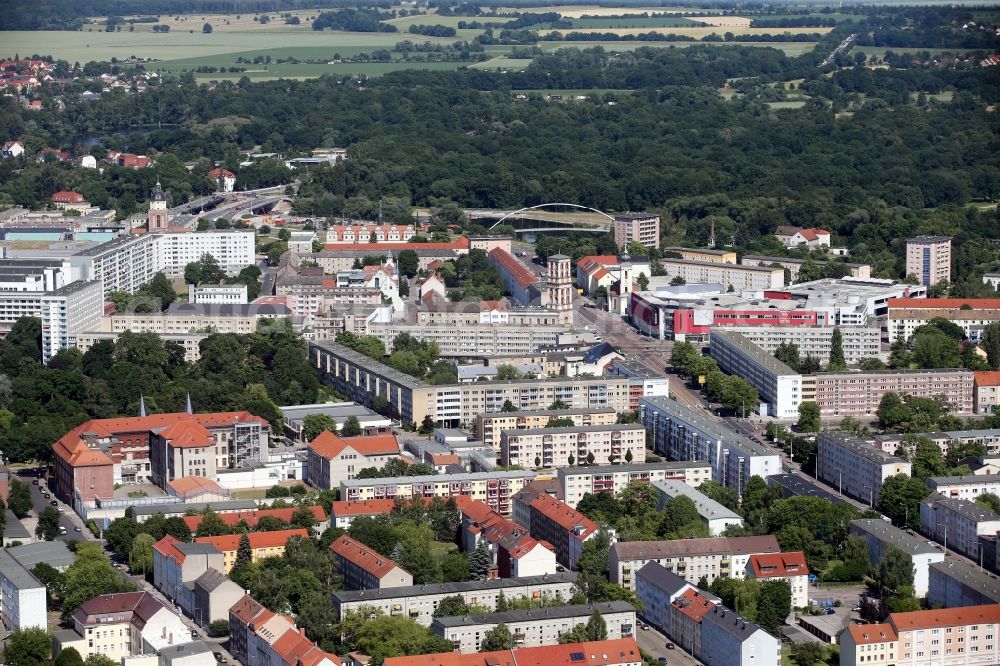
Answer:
[147,182,169,232]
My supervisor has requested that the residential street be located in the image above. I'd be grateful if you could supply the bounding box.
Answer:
[635,624,701,666]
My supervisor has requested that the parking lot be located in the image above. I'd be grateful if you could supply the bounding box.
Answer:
[635,622,701,666]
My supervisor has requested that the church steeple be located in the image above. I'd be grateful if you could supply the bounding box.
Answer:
[147,181,169,231]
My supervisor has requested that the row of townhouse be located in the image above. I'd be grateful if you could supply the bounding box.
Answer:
[639,395,781,493]
[635,562,780,666]
[383,639,643,666]
[430,601,637,653]
[527,493,600,570]
[330,535,413,590]
[340,470,537,516]
[888,297,1000,343]
[332,573,578,626]
[460,498,557,577]
[608,535,781,591]
[194,528,310,572]
[872,429,1000,457]
[840,604,1000,666]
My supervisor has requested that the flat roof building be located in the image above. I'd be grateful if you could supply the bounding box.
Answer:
[651,479,743,536]
[849,519,945,597]
[927,558,1000,608]
[558,461,712,508]
[710,329,802,419]
[817,433,911,507]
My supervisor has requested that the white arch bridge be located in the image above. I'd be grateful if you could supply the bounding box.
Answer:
[465,203,615,235]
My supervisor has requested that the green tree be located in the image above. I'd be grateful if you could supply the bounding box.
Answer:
[234,532,253,570]
[501,399,517,412]
[976,493,1000,515]
[911,436,947,479]
[202,22,213,33]
[196,507,229,537]
[842,534,871,570]
[62,543,136,620]
[341,415,363,437]
[494,365,521,381]
[659,496,702,537]
[54,647,84,666]
[791,641,827,666]
[546,416,576,428]
[434,595,471,618]
[584,609,607,640]
[8,479,32,517]
[796,401,820,432]
[480,623,517,652]
[828,326,847,370]
[774,342,801,371]
[879,474,931,529]
[129,533,155,575]
[756,579,792,632]
[302,413,336,441]
[397,250,419,278]
[469,541,492,581]
[35,506,60,541]
[548,399,569,410]
[6,628,51,666]
[983,322,1000,369]
[874,546,914,599]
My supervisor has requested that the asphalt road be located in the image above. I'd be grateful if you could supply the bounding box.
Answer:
[635,624,701,666]
[16,467,91,542]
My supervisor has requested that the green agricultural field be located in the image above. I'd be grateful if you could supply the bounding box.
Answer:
[382,14,474,30]
[565,16,705,28]
[0,28,459,66]
[853,45,973,57]
[539,41,817,56]
[182,60,474,81]
[469,57,534,70]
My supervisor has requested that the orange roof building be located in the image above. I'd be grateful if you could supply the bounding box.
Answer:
[840,604,1000,666]
[383,639,643,666]
[527,493,598,570]
[306,431,401,490]
[460,499,558,578]
[746,551,810,608]
[229,594,340,666]
[888,297,1000,346]
[329,499,397,528]
[329,535,413,590]
[195,528,308,572]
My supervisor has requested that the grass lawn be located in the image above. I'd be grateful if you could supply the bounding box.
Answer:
[545,26,832,38]
[469,57,534,70]
[232,488,268,499]
[853,45,972,57]
[768,100,808,109]
[538,40,815,55]
[565,16,705,28]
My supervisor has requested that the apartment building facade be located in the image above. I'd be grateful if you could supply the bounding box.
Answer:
[817,433,912,507]
[558,461,713,509]
[340,470,536,516]
[310,340,636,428]
[528,493,599,570]
[640,395,781,493]
[809,368,975,418]
[888,298,1000,343]
[476,408,617,453]
[70,233,157,295]
[905,235,952,287]
[927,559,1000,608]
[431,602,637,653]
[848,519,945,598]
[154,230,254,277]
[614,213,661,249]
[660,258,784,291]
[974,371,1000,414]
[711,325,884,366]
[609,536,781,590]
[840,604,999,666]
[194,529,310,572]
[306,431,401,489]
[920,495,1000,560]
[500,424,646,469]
[0,549,46,630]
[709,329,802,418]
[745,551,810,609]
[332,573,578,627]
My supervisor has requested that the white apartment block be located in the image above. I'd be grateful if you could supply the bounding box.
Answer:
[558,461,713,508]
[660,258,784,291]
[0,280,104,362]
[640,395,781,493]
[189,285,248,304]
[500,424,646,469]
[613,213,661,250]
[652,479,743,536]
[920,495,1000,560]
[927,559,1000,609]
[927,475,1000,502]
[817,433,911,507]
[609,536,781,590]
[76,332,208,363]
[849,519,945,598]
[154,230,255,278]
[311,340,637,428]
[366,322,567,358]
[701,604,781,666]
[0,549,47,630]
[332,573,578,627]
[712,325,884,366]
[839,604,999,666]
[109,303,294,336]
[431,601,637,653]
[905,235,951,287]
[341,470,536,516]
[710,329,802,418]
[477,408,617,453]
[71,233,157,295]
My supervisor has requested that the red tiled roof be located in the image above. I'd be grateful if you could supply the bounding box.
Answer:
[672,587,716,623]
[529,493,598,540]
[330,500,396,518]
[383,639,642,666]
[592,267,610,281]
[51,190,85,203]
[975,371,1000,387]
[209,167,235,178]
[195,528,309,553]
[168,476,225,497]
[797,228,829,241]
[156,420,213,448]
[329,535,407,579]
[847,623,897,645]
[889,298,1000,309]
[489,248,538,289]
[152,535,186,564]
[308,431,399,460]
[229,595,266,625]
[889,604,1000,632]
[184,506,326,532]
[748,551,809,578]
[271,627,342,666]
[577,255,618,267]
